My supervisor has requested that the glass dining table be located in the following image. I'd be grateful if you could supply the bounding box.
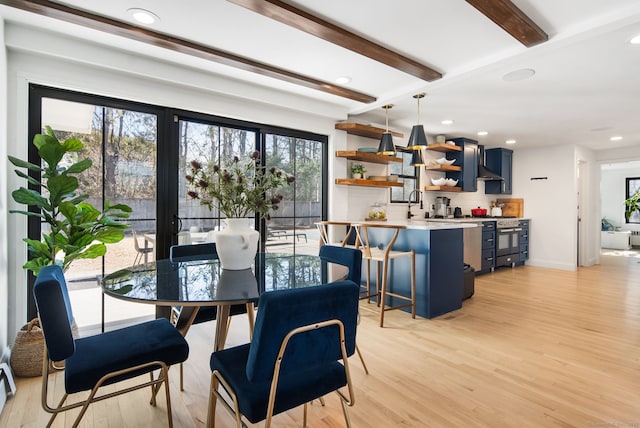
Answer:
[101,253,348,351]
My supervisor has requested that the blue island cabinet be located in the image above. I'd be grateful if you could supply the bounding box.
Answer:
[361,227,464,319]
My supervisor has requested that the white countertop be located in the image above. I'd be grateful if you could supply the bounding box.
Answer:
[344,219,479,230]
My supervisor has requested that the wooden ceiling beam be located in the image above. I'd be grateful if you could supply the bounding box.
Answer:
[227,0,443,82]
[465,0,548,47]
[0,0,377,103]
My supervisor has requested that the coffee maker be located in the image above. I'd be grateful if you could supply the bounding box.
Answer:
[434,197,451,218]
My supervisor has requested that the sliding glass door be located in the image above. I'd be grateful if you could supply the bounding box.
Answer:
[30,87,162,331]
[27,85,327,330]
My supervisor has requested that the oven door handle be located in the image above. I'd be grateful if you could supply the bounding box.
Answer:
[514,228,523,232]
[499,228,515,232]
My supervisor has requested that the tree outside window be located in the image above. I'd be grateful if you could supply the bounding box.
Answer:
[625,177,640,223]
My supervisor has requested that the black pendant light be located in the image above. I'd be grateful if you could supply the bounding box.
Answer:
[406,93,428,150]
[377,104,396,155]
[410,149,425,166]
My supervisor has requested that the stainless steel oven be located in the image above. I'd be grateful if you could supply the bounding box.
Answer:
[496,218,521,267]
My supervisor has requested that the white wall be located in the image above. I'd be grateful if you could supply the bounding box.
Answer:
[0,17,10,363]
[3,23,346,345]
[513,144,578,271]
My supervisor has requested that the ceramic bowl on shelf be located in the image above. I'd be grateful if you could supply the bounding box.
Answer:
[431,177,446,186]
[444,178,458,186]
[386,175,398,182]
[357,147,378,153]
[435,157,455,165]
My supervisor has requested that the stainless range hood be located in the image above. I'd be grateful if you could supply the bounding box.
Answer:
[477,145,503,181]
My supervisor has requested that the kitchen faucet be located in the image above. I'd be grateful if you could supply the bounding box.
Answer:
[407,189,422,219]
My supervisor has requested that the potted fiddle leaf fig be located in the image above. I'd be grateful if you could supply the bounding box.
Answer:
[9,126,132,276]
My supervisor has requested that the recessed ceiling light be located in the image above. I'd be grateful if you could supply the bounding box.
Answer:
[477,131,489,136]
[335,76,351,84]
[630,34,640,44]
[610,136,623,141]
[441,120,454,125]
[127,8,159,25]
[505,139,516,145]
[502,68,536,82]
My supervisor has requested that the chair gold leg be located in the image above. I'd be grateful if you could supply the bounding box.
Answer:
[206,374,218,428]
[150,371,157,406]
[180,363,184,391]
[303,402,308,427]
[355,343,369,374]
[379,258,389,328]
[339,394,352,428]
[163,367,174,428]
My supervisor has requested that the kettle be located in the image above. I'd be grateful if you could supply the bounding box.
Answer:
[453,207,462,218]
[491,206,502,217]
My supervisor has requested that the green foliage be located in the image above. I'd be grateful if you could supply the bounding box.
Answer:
[9,126,132,276]
[185,151,295,220]
[351,163,366,174]
[625,190,640,221]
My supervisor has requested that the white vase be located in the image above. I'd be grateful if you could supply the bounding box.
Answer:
[215,218,259,270]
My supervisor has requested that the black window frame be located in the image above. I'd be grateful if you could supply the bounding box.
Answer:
[625,177,640,224]
[389,147,420,203]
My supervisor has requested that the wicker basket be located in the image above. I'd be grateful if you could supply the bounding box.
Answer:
[10,318,78,377]
[10,318,45,377]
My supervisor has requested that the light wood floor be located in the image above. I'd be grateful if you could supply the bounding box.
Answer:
[2,256,640,427]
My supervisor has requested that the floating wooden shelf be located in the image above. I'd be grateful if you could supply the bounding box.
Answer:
[335,122,404,139]
[425,164,462,172]
[425,143,462,152]
[424,185,462,192]
[336,178,403,188]
[335,151,403,164]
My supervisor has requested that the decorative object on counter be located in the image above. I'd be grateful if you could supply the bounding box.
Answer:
[406,93,428,150]
[367,202,387,220]
[490,201,503,217]
[410,150,425,166]
[601,217,615,231]
[186,151,295,269]
[351,162,367,179]
[377,104,397,155]
[454,207,463,218]
[435,157,455,165]
[496,198,524,217]
[471,207,488,217]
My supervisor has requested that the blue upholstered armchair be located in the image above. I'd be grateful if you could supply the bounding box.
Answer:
[33,265,189,428]
[207,280,360,427]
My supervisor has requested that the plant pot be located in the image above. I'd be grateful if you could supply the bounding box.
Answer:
[215,218,259,270]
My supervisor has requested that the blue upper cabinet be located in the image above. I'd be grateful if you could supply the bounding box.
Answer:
[446,138,478,192]
[485,148,512,194]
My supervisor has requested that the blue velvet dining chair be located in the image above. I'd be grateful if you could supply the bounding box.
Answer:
[319,244,369,374]
[207,280,360,428]
[169,242,251,390]
[33,265,189,428]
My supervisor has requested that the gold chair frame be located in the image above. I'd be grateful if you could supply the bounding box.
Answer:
[39,340,174,428]
[207,319,355,428]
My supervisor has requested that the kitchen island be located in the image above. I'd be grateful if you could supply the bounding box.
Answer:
[341,219,478,319]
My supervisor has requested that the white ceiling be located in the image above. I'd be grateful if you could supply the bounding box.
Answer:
[2,0,640,150]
